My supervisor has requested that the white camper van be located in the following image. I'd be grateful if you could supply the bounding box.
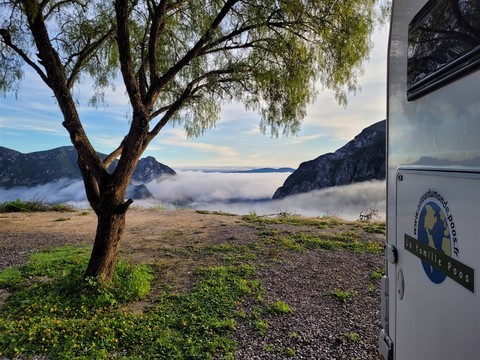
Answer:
[379,0,480,359]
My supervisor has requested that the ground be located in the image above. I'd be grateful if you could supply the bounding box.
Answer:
[0,209,384,359]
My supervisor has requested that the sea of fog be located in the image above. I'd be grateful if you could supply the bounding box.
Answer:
[0,171,386,221]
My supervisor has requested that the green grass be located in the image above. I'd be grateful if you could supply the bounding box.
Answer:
[327,288,357,303]
[252,318,269,334]
[284,347,296,357]
[278,232,383,254]
[371,269,385,280]
[356,222,386,234]
[267,300,293,315]
[344,332,360,342]
[23,246,90,277]
[0,247,262,359]
[264,344,275,353]
[281,237,303,251]
[242,212,344,227]
[205,243,260,263]
[0,199,75,213]
[0,267,23,288]
[196,210,236,216]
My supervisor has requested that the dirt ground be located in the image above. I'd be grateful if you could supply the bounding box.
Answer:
[0,209,385,359]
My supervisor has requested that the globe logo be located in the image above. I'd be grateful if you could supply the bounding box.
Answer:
[417,201,451,284]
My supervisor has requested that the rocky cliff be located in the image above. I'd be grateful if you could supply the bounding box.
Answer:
[0,146,176,198]
[273,120,385,199]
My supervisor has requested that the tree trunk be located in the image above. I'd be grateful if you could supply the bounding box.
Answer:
[81,115,148,281]
[84,202,128,280]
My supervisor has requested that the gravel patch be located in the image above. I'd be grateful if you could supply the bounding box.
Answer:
[234,250,383,359]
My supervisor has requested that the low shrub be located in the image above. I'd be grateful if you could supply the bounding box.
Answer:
[0,199,74,213]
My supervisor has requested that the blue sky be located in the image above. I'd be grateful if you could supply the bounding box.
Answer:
[0,26,388,169]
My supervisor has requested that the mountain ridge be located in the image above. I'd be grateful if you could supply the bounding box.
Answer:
[0,146,176,199]
[273,120,386,199]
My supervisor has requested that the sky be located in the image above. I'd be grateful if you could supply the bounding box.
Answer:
[0,25,389,169]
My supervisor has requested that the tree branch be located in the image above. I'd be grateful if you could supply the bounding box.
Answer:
[21,0,107,183]
[103,137,126,168]
[148,84,193,140]
[150,104,170,120]
[147,68,234,138]
[44,0,84,19]
[0,28,49,85]
[144,0,240,108]
[66,27,116,89]
[148,0,168,82]
[114,0,146,113]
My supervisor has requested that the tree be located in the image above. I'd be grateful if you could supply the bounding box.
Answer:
[1,0,384,280]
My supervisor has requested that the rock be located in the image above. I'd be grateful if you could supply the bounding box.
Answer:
[273,120,385,199]
[131,156,176,184]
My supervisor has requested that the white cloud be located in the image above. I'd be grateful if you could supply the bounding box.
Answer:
[192,180,386,221]
[146,171,287,202]
[0,179,86,203]
[184,142,238,157]
[285,133,327,145]
[0,97,65,134]
[91,134,126,149]
[0,117,65,134]
[0,173,385,221]
[161,129,239,157]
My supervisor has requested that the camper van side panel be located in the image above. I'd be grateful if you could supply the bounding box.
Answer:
[387,0,480,358]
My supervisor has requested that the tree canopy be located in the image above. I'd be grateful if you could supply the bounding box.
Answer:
[2,0,384,138]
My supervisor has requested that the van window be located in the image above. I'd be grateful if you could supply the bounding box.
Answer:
[407,0,480,100]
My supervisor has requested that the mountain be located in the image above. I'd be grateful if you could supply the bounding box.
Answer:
[198,167,295,174]
[231,167,295,174]
[273,120,386,199]
[0,146,176,198]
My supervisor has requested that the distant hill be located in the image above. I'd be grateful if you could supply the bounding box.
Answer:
[273,120,386,199]
[197,167,294,174]
[0,146,176,199]
[231,167,294,174]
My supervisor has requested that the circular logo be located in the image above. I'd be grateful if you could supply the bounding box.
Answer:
[417,200,451,283]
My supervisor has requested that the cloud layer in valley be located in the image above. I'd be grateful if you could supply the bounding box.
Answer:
[0,172,385,221]
[184,180,386,220]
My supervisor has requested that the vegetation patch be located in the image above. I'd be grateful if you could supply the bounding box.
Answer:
[327,288,357,303]
[53,217,71,222]
[0,268,23,289]
[355,221,386,235]
[23,246,90,278]
[266,300,293,315]
[371,269,385,280]
[242,212,344,228]
[205,243,260,264]
[344,332,360,342]
[278,232,383,254]
[196,210,236,216]
[252,318,269,335]
[0,199,75,213]
[284,347,296,357]
[0,246,260,359]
